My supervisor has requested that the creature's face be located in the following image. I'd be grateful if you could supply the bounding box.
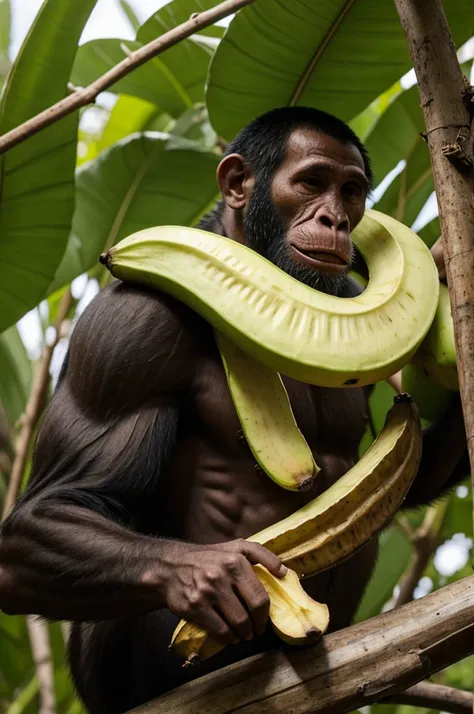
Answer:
[244,128,369,296]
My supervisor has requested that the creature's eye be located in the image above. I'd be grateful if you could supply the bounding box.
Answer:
[343,182,364,199]
[301,175,324,189]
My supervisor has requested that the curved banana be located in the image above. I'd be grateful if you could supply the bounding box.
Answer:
[170,564,329,666]
[248,394,421,576]
[100,209,439,388]
[170,395,421,663]
[216,332,319,491]
[413,283,458,391]
[402,362,455,423]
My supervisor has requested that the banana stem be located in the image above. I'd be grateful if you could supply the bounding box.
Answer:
[394,496,451,608]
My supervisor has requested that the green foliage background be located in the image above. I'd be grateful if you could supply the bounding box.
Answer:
[0,0,472,712]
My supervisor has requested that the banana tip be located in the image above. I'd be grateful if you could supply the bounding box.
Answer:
[298,476,315,493]
[394,392,413,404]
[99,251,110,268]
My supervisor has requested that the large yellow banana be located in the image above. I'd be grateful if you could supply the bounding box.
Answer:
[216,332,319,491]
[170,565,329,666]
[170,395,421,663]
[249,394,421,576]
[100,209,439,388]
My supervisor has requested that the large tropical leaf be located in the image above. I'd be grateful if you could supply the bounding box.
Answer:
[0,0,10,88]
[49,133,220,293]
[71,0,219,118]
[354,526,412,622]
[0,326,31,425]
[0,0,98,333]
[206,0,474,141]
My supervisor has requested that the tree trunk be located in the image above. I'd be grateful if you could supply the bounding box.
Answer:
[128,574,474,714]
[394,0,474,492]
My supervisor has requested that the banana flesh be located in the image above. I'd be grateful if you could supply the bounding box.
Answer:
[216,331,319,491]
[100,208,439,388]
[413,283,458,390]
[170,564,329,665]
[248,394,422,577]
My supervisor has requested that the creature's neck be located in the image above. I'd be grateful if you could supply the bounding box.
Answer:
[196,200,248,246]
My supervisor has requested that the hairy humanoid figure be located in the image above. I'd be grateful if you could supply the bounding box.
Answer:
[0,107,468,714]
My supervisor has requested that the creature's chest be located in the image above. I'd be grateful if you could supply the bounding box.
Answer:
[188,352,369,472]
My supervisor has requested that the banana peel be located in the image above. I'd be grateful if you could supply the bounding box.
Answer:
[216,331,319,492]
[170,564,329,666]
[100,209,439,388]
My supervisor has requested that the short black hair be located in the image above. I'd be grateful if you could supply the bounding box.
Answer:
[225,106,373,190]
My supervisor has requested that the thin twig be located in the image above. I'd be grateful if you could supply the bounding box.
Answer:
[387,681,473,714]
[26,617,56,714]
[0,0,255,155]
[395,497,450,607]
[2,288,73,519]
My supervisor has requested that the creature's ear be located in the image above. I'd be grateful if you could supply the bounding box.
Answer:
[217,153,254,210]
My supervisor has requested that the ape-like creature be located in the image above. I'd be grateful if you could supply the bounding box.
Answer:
[0,108,468,714]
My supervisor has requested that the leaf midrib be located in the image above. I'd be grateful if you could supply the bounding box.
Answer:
[289,0,358,107]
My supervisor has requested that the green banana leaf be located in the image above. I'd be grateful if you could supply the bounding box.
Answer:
[206,0,474,141]
[119,0,141,34]
[0,0,10,88]
[96,99,215,157]
[97,96,165,153]
[354,525,412,622]
[71,0,219,118]
[0,326,31,425]
[48,133,220,293]
[0,0,98,333]
[366,61,471,233]
[136,0,224,42]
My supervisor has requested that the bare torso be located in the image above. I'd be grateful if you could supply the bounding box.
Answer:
[137,332,376,627]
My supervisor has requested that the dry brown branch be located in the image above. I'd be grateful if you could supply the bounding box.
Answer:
[0,0,255,155]
[395,497,450,607]
[128,574,474,714]
[2,288,73,519]
[393,0,474,504]
[26,616,56,714]
[388,681,473,714]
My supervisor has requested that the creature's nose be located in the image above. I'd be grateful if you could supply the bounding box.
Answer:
[316,209,349,235]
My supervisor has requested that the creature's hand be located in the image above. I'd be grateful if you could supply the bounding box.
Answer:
[431,237,447,283]
[163,539,287,644]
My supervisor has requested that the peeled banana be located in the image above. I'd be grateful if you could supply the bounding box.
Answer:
[169,395,420,664]
[216,332,319,491]
[170,564,329,665]
[100,208,439,388]
[413,283,458,391]
[248,394,422,577]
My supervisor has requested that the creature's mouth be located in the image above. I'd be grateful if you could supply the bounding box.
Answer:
[291,246,349,274]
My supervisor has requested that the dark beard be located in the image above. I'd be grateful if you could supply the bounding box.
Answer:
[243,179,351,297]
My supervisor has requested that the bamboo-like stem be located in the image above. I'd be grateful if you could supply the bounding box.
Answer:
[388,681,473,714]
[2,289,73,519]
[26,617,55,714]
[393,0,474,544]
[395,497,450,607]
[0,0,255,155]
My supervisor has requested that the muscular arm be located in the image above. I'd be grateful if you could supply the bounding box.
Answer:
[0,283,196,620]
[0,282,284,642]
